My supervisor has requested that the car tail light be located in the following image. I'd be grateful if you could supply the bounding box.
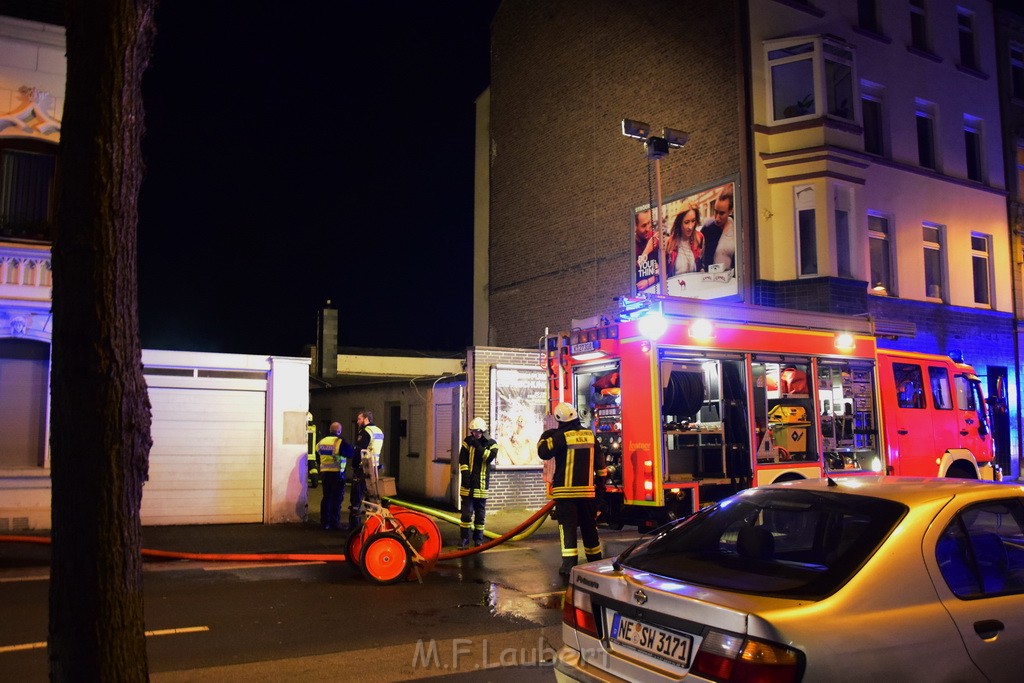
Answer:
[691,630,801,683]
[562,584,599,637]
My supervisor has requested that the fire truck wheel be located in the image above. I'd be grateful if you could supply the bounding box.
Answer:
[360,532,412,585]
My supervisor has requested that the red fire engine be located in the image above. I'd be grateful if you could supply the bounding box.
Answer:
[545,302,997,530]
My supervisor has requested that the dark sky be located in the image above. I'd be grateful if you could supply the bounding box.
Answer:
[137,2,500,357]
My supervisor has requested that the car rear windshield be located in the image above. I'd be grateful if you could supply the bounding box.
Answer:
[620,488,907,600]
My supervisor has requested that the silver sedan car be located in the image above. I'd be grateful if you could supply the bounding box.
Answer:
[556,476,1024,683]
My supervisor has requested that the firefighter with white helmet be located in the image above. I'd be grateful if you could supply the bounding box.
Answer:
[538,402,608,577]
[458,416,499,548]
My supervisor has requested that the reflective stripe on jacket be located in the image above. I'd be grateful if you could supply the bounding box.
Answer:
[537,422,606,499]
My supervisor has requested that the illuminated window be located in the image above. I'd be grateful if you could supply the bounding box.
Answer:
[795,185,817,276]
[766,36,855,123]
[971,233,991,307]
[909,0,929,52]
[868,213,893,295]
[957,10,977,71]
[923,223,945,301]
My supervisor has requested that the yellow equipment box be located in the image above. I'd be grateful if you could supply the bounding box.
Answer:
[772,424,809,453]
[768,405,808,424]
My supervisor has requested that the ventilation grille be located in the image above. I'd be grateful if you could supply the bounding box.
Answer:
[873,318,916,338]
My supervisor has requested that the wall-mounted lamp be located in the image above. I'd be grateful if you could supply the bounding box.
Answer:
[871,282,888,295]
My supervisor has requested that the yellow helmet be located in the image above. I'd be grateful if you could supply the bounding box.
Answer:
[554,402,578,422]
[469,417,487,432]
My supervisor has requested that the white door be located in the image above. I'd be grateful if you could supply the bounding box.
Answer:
[142,387,266,524]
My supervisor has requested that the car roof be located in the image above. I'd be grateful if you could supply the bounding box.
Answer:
[764,475,1023,506]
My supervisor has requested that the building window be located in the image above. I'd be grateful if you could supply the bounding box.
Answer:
[835,186,853,278]
[862,97,883,155]
[957,9,977,71]
[964,118,983,182]
[1012,44,1024,100]
[971,233,991,307]
[909,0,929,52]
[0,140,58,242]
[766,36,855,123]
[857,0,880,33]
[868,213,893,295]
[795,185,817,276]
[923,223,945,300]
[916,102,936,170]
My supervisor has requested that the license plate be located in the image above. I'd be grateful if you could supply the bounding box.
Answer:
[610,612,693,667]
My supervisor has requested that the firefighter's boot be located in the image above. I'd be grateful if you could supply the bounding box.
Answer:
[458,527,471,550]
[585,552,603,563]
[559,556,577,577]
[472,529,484,547]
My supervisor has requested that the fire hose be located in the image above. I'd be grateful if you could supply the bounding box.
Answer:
[0,500,555,566]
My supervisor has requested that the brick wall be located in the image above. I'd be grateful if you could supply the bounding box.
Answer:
[489,0,743,347]
[755,277,869,314]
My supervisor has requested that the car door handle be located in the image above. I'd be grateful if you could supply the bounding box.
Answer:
[974,620,1004,639]
[960,430,969,436]
[897,429,909,435]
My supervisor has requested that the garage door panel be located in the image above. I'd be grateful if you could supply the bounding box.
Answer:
[144,387,265,525]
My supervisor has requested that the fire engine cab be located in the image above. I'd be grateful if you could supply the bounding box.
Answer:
[545,301,997,530]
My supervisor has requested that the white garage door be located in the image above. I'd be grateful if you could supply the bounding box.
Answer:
[142,387,266,525]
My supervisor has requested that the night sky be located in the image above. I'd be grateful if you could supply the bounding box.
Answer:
[136,2,501,357]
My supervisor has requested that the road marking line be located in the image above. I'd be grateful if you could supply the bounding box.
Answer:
[527,590,565,599]
[0,626,209,654]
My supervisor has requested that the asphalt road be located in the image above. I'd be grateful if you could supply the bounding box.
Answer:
[0,503,643,682]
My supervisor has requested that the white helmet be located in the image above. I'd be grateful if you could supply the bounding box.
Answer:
[554,402,578,422]
[469,417,487,432]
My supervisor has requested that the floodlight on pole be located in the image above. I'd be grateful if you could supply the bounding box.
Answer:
[621,118,690,297]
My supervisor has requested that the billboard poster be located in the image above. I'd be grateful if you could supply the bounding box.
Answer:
[489,365,547,468]
[633,179,739,300]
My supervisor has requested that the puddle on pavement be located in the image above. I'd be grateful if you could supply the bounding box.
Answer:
[455,583,563,624]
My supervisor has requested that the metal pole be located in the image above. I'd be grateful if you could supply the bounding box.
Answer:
[654,156,666,294]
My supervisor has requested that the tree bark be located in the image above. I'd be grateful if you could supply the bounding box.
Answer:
[49,1,157,680]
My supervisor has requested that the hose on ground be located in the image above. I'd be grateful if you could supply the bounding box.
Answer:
[0,500,556,564]
[383,496,552,542]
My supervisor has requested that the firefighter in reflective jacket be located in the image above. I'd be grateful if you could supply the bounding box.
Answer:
[458,417,499,548]
[349,409,384,529]
[538,402,608,576]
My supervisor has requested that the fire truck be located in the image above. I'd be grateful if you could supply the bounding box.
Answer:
[544,300,998,530]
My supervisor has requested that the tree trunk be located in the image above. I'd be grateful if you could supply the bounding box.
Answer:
[49,1,157,680]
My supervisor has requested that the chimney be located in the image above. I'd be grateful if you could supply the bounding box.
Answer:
[316,301,338,379]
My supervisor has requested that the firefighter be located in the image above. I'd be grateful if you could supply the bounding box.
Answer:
[348,409,384,529]
[458,417,499,548]
[538,402,608,577]
[316,422,353,530]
